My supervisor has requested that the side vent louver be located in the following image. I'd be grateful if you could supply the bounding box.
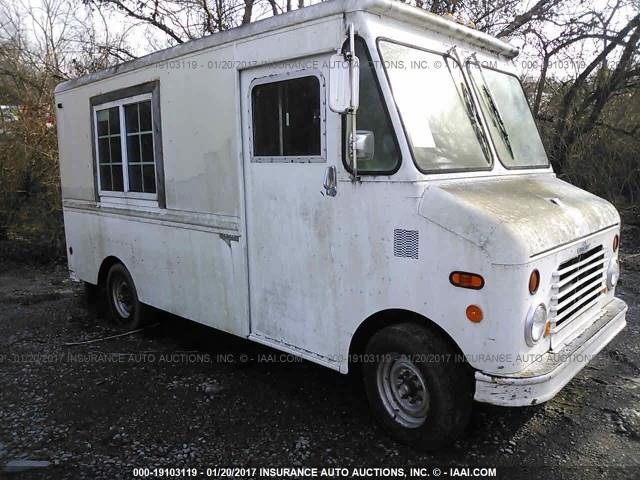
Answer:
[393,229,419,259]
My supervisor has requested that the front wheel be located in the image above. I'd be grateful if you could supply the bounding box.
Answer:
[105,263,145,331]
[363,322,473,450]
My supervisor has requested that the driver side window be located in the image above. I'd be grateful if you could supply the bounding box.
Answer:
[342,38,401,175]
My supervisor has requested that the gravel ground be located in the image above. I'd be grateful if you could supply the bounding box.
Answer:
[0,222,639,480]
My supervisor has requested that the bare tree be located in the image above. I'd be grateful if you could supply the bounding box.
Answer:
[549,11,640,172]
[0,0,135,251]
[1,0,639,249]
[92,0,294,43]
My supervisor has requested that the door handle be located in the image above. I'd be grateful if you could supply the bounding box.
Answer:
[323,166,337,197]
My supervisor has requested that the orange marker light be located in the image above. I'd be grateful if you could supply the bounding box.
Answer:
[466,305,483,323]
[613,234,619,252]
[529,269,540,295]
[450,271,484,290]
[543,321,551,337]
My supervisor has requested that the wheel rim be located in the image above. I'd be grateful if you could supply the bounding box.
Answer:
[111,275,134,320]
[376,353,430,428]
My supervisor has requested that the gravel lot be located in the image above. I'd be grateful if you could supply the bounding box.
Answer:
[1,222,639,480]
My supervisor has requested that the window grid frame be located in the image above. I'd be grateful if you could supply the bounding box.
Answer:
[93,92,157,200]
[95,106,123,191]
[124,100,156,194]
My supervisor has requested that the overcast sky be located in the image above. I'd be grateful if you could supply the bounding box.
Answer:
[6,0,637,81]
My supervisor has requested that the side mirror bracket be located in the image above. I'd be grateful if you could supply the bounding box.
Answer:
[329,23,361,181]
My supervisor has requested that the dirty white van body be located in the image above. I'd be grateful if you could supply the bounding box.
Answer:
[55,0,627,447]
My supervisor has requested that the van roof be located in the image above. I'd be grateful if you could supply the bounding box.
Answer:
[55,0,518,94]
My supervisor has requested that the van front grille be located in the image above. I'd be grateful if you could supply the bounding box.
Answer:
[550,245,606,328]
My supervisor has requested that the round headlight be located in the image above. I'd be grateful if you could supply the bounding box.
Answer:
[525,303,547,346]
[607,257,620,290]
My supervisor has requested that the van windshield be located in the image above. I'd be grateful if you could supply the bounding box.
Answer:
[468,64,549,168]
[378,41,490,172]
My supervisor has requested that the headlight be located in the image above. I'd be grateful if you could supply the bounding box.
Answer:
[525,303,547,346]
[607,257,620,290]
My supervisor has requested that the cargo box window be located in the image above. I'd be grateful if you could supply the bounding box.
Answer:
[251,74,324,161]
[96,107,124,191]
[124,101,156,193]
[91,81,165,207]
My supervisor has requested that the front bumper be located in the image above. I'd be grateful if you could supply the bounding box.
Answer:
[474,297,627,407]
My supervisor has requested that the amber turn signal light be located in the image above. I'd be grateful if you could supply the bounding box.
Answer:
[450,271,484,290]
[466,305,483,323]
[529,269,540,295]
[613,234,619,252]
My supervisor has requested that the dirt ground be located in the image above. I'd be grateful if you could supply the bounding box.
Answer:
[1,222,639,480]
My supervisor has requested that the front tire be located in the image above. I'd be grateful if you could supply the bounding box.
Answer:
[105,263,144,331]
[363,322,473,450]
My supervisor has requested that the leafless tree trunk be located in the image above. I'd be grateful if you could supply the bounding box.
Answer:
[242,0,254,25]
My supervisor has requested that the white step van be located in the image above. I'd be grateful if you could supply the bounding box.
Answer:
[55,0,627,448]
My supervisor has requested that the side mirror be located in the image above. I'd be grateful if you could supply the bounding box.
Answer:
[351,130,375,162]
[328,54,359,113]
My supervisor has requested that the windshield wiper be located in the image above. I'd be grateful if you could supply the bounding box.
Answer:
[444,55,491,162]
[481,83,515,159]
[460,79,491,162]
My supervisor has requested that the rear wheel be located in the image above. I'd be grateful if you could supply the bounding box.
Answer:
[363,322,473,450]
[105,263,145,331]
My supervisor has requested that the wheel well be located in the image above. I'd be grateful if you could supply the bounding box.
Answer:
[348,309,465,372]
[96,256,123,288]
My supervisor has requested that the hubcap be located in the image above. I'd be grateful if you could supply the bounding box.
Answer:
[376,354,430,428]
[111,275,133,320]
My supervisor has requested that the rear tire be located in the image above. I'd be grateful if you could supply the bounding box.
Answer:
[363,322,473,450]
[105,263,145,331]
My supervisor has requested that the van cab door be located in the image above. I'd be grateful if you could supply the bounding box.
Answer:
[240,59,342,363]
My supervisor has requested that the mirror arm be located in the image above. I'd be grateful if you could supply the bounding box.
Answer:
[347,23,359,181]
